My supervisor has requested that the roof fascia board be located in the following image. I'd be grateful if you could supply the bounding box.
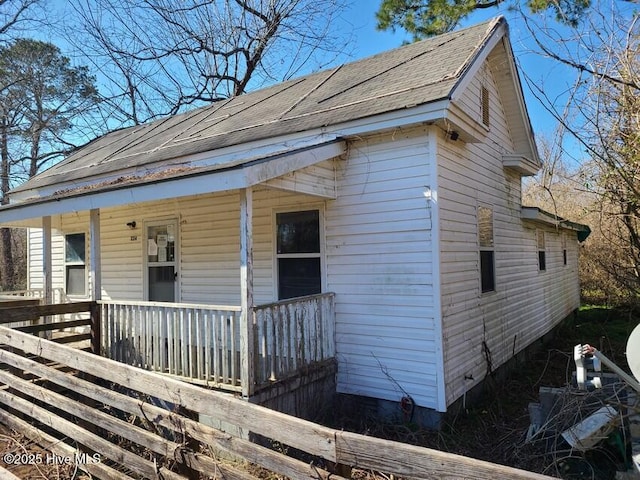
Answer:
[10,134,341,202]
[448,20,542,167]
[503,154,540,176]
[521,206,558,225]
[0,141,346,225]
[443,103,486,143]
[326,98,449,137]
[448,19,507,102]
[501,34,541,166]
[521,206,588,232]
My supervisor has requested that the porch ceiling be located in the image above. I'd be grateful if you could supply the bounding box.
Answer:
[0,140,345,227]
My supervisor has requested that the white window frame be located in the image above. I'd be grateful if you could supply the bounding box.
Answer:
[272,205,326,301]
[537,229,546,271]
[64,232,87,298]
[478,204,495,294]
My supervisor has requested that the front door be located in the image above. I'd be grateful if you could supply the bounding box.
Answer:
[145,220,178,302]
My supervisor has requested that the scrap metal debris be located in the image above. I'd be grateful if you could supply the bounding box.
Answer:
[526,343,640,479]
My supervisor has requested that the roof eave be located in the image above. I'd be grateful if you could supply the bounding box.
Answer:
[0,140,346,226]
[521,206,591,241]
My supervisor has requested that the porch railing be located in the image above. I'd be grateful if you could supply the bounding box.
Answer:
[252,292,336,388]
[99,300,243,390]
[10,293,337,393]
[0,288,67,304]
[0,288,69,328]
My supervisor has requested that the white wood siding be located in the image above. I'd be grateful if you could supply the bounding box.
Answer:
[439,62,580,407]
[28,127,441,410]
[28,214,91,299]
[27,228,43,290]
[325,128,439,410]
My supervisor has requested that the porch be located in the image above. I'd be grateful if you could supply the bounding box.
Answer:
[0,292,335,396]
[0,139,343,401]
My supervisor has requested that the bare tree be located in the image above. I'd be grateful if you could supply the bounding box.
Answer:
[520,6,640,303]
[60,0,351,127]
[0,0,41,41]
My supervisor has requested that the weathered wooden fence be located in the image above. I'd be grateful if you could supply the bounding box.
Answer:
[1,287,67,303]
[0,301,97,351]
[0,312,556,480]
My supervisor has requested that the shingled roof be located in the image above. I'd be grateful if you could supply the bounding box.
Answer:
[10,17,508,198]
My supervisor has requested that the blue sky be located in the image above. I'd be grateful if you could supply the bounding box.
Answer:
[340,1,585,164]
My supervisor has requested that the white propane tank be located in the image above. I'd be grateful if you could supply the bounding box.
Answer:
[628,322,640,383]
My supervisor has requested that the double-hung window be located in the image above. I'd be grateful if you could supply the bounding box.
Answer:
[538,230,546,271]
[65,233,86,296]
[478,206,495,293]
[276,210,321,300]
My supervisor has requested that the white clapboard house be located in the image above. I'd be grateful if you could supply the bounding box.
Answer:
[0,17,589,423]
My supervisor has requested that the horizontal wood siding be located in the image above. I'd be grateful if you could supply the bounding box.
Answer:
[33,194,241,304]
[439,63,580,407]
[27,228,43,291]
[30,189,334,307]
[179,193,241,305]
[326,127,439,410]
[262,159,337,198]
[59,212,90,300]
[251,187,327,304]
[28,214,91,301]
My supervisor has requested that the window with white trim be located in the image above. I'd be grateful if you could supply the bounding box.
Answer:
[65,233,86,296]
[478,206,495,293]
[561,233,567,266]
[276,210,321,300]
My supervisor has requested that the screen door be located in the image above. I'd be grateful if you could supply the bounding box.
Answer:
[145,220,178,302]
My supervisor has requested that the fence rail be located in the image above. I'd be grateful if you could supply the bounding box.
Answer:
[0,288,67,303]
[0,324,555,480]
[0,301,96,351]
[99,300,243,389]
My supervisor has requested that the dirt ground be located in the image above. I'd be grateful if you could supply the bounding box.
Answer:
[0,426,92,480]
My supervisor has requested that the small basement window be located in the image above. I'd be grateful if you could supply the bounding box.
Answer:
[65,233,86,296]
[537,230,546,271]
[479,206,495,293]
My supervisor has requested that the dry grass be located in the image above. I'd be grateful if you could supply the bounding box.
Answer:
[0,425,91,479]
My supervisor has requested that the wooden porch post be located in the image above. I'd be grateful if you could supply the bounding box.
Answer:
[89,209,102,301]
[89,209,102,355]
[239,187,255,398]
[42,216,52,305]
